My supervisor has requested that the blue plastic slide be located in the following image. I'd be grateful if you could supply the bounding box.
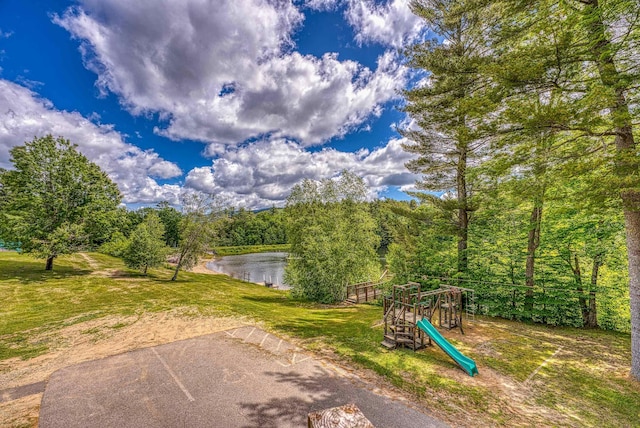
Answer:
[416,319,479,376]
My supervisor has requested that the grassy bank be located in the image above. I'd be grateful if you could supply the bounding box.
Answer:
[1,251,638,427]
[212,244,290,256]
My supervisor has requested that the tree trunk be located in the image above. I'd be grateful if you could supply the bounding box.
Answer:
[569,251,590,326]
[587,252,602,328]
[457,144,469,274]
[624,207,640,378]
[524,134,548,319]
[509,260,517,320]
[171,252,183,281]
[45,255,54,271]
[457,199,469,274]
[458,208,468,273]
[524,203,542,317]
[585,0,640,380]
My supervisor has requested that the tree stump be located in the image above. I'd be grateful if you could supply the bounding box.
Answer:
[307,403,375,428]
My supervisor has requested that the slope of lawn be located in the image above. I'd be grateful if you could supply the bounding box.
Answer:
[0,251,638,427]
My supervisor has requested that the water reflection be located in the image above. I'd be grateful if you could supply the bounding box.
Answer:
[206,252,289,289]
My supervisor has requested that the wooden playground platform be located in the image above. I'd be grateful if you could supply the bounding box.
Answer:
[382,282,475,350]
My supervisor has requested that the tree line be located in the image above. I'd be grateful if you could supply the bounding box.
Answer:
[213,207,286,247]
[103,203,287,254]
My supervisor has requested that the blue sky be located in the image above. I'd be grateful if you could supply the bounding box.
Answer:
[0,0,426,208]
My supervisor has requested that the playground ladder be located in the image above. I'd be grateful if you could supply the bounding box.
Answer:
[465,289,476,322]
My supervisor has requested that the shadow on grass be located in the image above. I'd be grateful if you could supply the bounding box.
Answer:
[0,255,172,285]
[0,259,92,284]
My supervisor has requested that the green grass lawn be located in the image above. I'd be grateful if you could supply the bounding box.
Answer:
[1,251,638,427]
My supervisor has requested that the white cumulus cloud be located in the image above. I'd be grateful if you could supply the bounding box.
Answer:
[185,137,419,209]
[346,0,426,48]
[54,0,407,147]
[304,0,341,10]
[0,79,182,204]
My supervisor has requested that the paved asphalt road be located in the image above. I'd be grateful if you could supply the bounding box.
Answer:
[40,326,447,428]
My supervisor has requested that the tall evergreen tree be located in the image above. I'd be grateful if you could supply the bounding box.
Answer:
[402,0,497,273]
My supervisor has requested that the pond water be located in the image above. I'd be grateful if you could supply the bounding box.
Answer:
[206,252,289,289]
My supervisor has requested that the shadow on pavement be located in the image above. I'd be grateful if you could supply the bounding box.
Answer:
[239,369,341,427]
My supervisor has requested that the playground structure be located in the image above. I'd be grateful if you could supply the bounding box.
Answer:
[382,282,478,376]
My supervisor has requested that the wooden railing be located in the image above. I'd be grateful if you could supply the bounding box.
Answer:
[345,281,383,304]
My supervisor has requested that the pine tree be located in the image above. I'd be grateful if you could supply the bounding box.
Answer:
[402,0,498,273]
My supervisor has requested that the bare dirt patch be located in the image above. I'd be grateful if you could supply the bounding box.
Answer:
[188,257,224,275]
[448,318,640,427]
[415,319,583,427]
[162,257,225,276]
[0,393,40,428]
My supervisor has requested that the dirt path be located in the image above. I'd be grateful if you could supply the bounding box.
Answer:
[79,252,223,276]
[78,252,99,270]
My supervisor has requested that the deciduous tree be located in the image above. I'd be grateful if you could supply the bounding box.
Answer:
[123,212,169,275]
[156,201,182,247]
[284,171,380,303]
[171,193,221,281]
[0,135,121,270]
